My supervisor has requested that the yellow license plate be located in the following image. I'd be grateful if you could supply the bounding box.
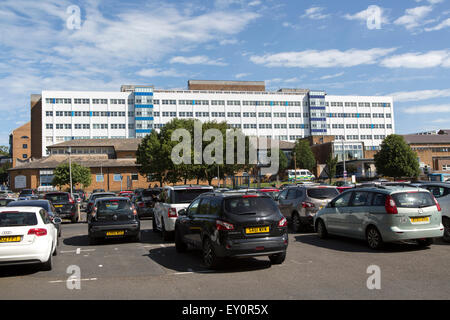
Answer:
[54,205,63,208]
[0,236,22,243]
[106,230,124,236]
[411,217,430,223]
[245,227,269,234]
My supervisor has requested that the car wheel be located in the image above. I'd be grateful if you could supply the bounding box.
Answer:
[71,215,78,223]
[133,231,141,243]
[291,212,301,232]
[316,219,328,239]
[89,236,97,245]
[417,238,434,247]
[175,229,188,253]
[41,250,53,271]
[366,226,383,250]
[52,241,58,256]
[162,221,172,241]
[203,238,220,269]
[152,216,159,233]
[269,252,286,265]
[443,218,450,243]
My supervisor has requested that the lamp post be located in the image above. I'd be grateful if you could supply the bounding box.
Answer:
[68,147,73,198]
[342,138,347,184]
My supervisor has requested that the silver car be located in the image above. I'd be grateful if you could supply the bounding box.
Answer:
[412,182,450,242]
[314,186,444,249]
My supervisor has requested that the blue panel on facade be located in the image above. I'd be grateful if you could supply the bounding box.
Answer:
[71,111,74,117]
[89,111,92,117]
[136,117,154,121]
[136,129,151,133]
[270,101,274,106]
[311,118,327,121]
[192,100,195,105]
[357,113,360,118]
[134,92,153,96]
[371,124,374,129]
[310,107,326,110]
[135,104,154,108]
[309,95,325,99]
[311,129,327,133]
[53,98,56,104]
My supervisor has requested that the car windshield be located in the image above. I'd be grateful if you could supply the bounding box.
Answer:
[392,192,435,208]
[173,189,212,203]
[96,199,133,221]
[307,188,339,199]
[0,212,38,226]
[45,193,69,202]
[224,196,279,216]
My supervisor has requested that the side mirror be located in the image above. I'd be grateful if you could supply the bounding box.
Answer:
[178,209,186,216]
[53,217,62,224]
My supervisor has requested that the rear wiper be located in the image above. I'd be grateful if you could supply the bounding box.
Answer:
[237,212,257,215]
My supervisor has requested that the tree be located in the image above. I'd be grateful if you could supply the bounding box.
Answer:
[374,134,420,179]
[0,146,9,157]
[52,162,91,189]
[136,130,167,186]
[0,162,11,185]
[323,153,338,184]
[292,139,316,172]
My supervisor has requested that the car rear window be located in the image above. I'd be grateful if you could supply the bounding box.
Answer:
[45,193,69,202]
[173,189,212,203]
[224,196,279,216]
[142,190,160,197]
[0,212,38,226]
[392,192,435,208]
[307,188,339,199]
[96,199,133,220]
[93,194,115,201]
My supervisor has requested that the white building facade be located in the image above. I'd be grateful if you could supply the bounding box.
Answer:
[40,85,394,156]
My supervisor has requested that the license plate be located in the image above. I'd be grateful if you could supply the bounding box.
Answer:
[106,230,124,236]
[54,205,63,208]
[410,217,430,223]
[0,236,22,243]
[245,226,269,234]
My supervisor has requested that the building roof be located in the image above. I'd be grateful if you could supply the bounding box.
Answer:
[9,154,138,171]
[47,138,142,152]
[402,133,450,144]
[188,80,265,86]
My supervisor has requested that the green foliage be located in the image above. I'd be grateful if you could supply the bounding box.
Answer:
[323,153,338,184]
[374,134,420,179]
[292,139,316,172]
[0,162,11,184]
[52,162,92,188]
[0,146,9,157]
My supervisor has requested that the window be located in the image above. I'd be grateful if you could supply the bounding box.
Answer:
[22,154,27,159]
[22,144,28,149]
[351,192,371,207]
[131,173,138,181]
[46,124,53,129]
[332,192,352,207]
[46,111,53,116]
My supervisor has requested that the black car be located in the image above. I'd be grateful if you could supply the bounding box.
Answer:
[7,199,62,237]
[88,197,140,245]
[133,188,162,219]
[175,192,288,269]
[44,192,78,223]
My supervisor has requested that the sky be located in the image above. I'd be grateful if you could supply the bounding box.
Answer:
[0,0,450,146]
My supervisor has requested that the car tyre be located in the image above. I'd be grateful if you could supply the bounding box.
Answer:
[89,235,97,245]
[291,212,301,233]
[443,218,450,243]
[269,252,286,265]
[41,250,53,271]
[316,219,328,239]
[175,229,188,253]
[132,231,141,243]
[366,226,383,250]
[203,238,220,269]
[162,221,172,241]
[417,238,434,247]
[152,216,159,233]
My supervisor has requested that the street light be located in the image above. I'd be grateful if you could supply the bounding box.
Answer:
[342,138,347,184]
[67,147,73,198]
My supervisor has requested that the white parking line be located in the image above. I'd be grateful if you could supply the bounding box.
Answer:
[49,278,97,284]
[60,249,96,254]
[76,248,81,254]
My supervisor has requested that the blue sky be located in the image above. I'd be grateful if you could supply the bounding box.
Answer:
[1,0,450,146]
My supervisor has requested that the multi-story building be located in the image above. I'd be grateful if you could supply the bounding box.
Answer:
[9,121,31,167]
[31,80,394,158]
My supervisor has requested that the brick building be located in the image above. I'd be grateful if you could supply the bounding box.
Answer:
[9,121,31,167]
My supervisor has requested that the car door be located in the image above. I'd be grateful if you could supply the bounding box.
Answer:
[277,189,290,217]
[345,191,372,239]
[181,198,202,246]
[284,188,300,219]
[325,191,353,234]
[39,209,56,249]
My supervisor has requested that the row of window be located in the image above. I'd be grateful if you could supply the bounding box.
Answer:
[329,102,391,108]
[328,113,392,118]
[334,135,385,141]
[47,111,133,117]
[46,123,132,130]
[46,98,128,105]
[332,124,392,129]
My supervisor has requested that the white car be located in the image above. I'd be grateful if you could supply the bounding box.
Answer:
[0,207,60,271]
[153,185,214,240]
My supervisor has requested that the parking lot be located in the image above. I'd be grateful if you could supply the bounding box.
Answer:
[1,211,449,300]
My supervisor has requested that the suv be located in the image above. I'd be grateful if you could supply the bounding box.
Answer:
[153,185,214,240]
[277,185,339,232]
[18,189,37,200]
[175,192,288,269]
[88,197,140,245]
[133,188,162,219]
[411,182,450,242]
[44,192,78,223]
[314,186,444,249]
[86,192,116,215]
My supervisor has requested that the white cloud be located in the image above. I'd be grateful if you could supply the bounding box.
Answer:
[415,0,444,4]
[136,68,184,77]
[381,50,450,68]
[402,104,450,114]
[319,72,344,80]
[394,6,433,30]
[219,39,239,45]
[344,6,389,24]
[170,55,228,66]
[302,7,330,20]
[425,18,450,31]
[250,48,396,68]
[235,73,251,79]
[248,0,261,6]
[390,88,450,102]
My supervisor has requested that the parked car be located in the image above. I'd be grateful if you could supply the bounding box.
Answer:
[7,200,62,237]
[411,182,450,242]
[72,193,83,204]
[87,197,140,245]
[314,186,444,249]
[93,189,105,193]
[132,188,162,219]
[153,185,214,240]
[118,191,134,199]
[43,192,78,223]
[71,189,87,202]
[18,189,38,200]
[0,190,15,198]
[0,206,60,270]
[175,192,288,269]
[0,198,17,207]
[86,192,116,215]
[257,188,280,200]
[277,185,340,232]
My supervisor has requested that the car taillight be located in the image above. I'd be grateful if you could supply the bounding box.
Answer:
[385,195,398,214]
[69,197,75,204]
[243,195,258,198]
[168,208,178,218]
[216,220,234,231]
[138,202,145,208]
[28,228,47,236]
[278,217,288,227]
[92,206,97,216]
[433,196,441,212]
[302,201,315,208]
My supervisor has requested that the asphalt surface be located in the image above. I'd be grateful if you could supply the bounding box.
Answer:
[1,211,449,300]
